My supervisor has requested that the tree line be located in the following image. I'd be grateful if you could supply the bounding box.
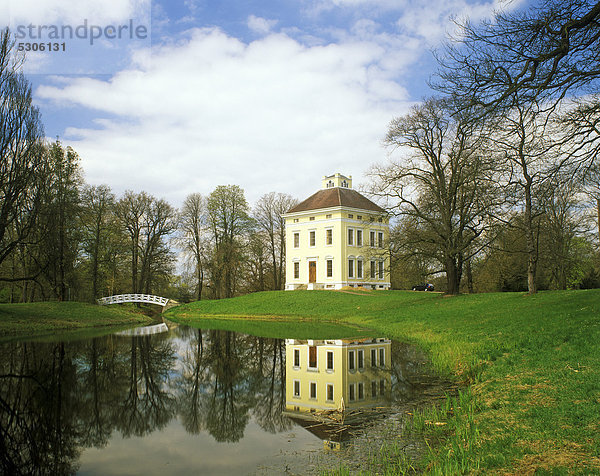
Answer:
[370,0,600,294]
[0,29,297,303]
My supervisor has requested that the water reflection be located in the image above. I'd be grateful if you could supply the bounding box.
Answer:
[283,338,393,449]
[0,326,438,474]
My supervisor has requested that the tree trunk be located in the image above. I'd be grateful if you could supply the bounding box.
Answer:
[445,255,460,295]
[524,182,538,294]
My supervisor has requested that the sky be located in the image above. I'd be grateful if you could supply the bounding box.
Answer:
[4,0,525,206]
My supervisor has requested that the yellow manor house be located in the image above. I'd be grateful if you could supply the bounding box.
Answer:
[284,173,391,290]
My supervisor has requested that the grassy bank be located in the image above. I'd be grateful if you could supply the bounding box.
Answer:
[0,301,154,341]
[166,289,600,474]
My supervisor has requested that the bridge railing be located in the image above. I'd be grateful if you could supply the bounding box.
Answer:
[97,294,169,307]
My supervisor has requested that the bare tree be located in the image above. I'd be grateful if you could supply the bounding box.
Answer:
[0,29,46,271]
[178,193,209,301]
[253,192,298,290]
[206,185,252,299]
[80,185,116,300]
[370,98,498,294]
[116,191,150,294]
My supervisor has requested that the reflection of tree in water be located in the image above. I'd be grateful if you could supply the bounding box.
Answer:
[175,330,290,442]
[116,334,177,437]
[0,342,81,475]
[0,334,177,475]
[389,341,444,405]
[0,327,297,474]
[247,336,291,434]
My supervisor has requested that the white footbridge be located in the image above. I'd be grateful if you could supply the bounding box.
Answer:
[97,294,170,307]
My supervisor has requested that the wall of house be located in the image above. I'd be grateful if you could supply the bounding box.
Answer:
[285,338,392,412]
[285,208,391,290]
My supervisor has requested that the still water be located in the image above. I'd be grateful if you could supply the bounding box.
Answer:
[0,321,442,475]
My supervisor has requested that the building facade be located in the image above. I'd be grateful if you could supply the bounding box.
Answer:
[284,337,392,413]
[284,173,391,290]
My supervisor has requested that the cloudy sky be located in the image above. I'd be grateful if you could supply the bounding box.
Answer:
[5,0,525,206]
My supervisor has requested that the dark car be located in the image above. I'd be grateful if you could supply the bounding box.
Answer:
[412,283,434,291]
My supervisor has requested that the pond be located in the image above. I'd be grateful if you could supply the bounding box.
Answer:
[0,320,451,475]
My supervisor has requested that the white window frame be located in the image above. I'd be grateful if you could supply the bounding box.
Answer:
[357,259,363,279]
[294,348,300,368]
[357,349,364,369]
[356,229,363,247]
[293,232,300,248]
[348,227,354,246]
[348,258,354,279]
[325,227,333,246]
[326,350,334,371]
[309,229,316,247]
[326,383,334,402]
[293,379,301,398]
[348,350,355,371]
[310,381,317,400]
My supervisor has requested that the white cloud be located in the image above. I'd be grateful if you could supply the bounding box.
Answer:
[395,0,526,44]
[247,15,278,35]
[36,28,411,205]
[5,0,149,26]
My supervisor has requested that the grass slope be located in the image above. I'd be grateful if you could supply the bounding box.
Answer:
[167,289,600,474]
[0,301,154,341]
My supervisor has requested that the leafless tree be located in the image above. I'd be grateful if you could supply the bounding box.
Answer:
[253,192,298,290]
[0,29,47,271]
[178,193,209,300]
[370,98,499,294]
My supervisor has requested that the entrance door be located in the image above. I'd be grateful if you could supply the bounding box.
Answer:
[309,261,317,283]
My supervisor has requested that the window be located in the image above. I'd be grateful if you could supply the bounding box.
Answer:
[326,214,332,219]
[309,216,315,221]
[293,218,299,223]
[348,259,354,278]
[348,228,354,245]
[371,348,377,367]
[327,259,333,278]
[348,350,355,370]
[309,346,317,369]
[357,260,363,279]
[294,232,299,248]
[370,231,376,247]
[358,350,364,369]
[378,261,384,279]
[327,384,334,401]
[357,215,362,220]
[380,379,385,394]
[294,349,300,367]
[294,262,299,279]
[327,351,334,370]
[294,380,300,397]
[349,384,355,401]
[378,232,384,248]
[309,230,316,247]
[358,382,364,400]
[379,348,385,367]
[310,382,317,399]
[326,228,332,245]
[356,229,362,246]
[371,381,377,398]
[370,260,376,279]
[348,213,353,218]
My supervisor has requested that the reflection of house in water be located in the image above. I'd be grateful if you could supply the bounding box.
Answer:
[284,337,392,449]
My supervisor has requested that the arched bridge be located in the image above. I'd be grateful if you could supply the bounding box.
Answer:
[97,294,170,307]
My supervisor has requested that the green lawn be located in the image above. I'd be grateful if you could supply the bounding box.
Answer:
[166,289,600,474]
[0,301,154,341]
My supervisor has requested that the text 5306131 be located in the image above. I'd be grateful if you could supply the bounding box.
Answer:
[18,42,66,52]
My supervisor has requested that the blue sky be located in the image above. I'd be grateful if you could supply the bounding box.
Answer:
[5,0,526,205]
